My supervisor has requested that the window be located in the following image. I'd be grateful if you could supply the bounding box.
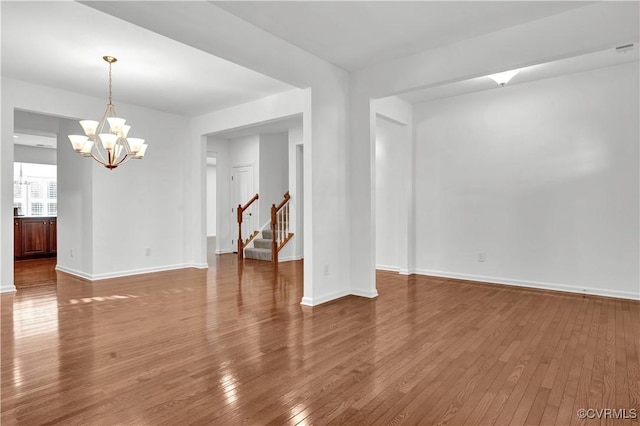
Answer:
[30,181,43,199]
[31,202,44,216]
[13,163,57,217]
[47,181,57,199]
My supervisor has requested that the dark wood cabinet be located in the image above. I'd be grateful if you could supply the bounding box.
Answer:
[14,217,57,259]
[48,219,57,254]
[14,220,22,257]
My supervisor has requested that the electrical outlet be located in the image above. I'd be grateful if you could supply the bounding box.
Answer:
[478,252,486,262]
[324,264,330,276]
[145,247,151,256]
[69,249,73,258]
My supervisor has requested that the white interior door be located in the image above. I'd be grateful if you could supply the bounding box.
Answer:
[232,165,255,249]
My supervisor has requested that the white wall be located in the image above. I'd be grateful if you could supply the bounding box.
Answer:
[1,77,192,286]
[413,62,639,300]
[259,132,288,227]
[348,2,639,302]
[230,134,260,230]
[375,116,408,271]
[207,137,231,253]
[289,124,304,260]
[206,163,217,237]
[57,118,94,276]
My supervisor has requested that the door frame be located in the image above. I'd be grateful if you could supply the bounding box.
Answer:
[231,162,256,251]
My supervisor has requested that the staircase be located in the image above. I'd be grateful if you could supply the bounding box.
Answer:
[238,192,293,263]
[245,229,274,261]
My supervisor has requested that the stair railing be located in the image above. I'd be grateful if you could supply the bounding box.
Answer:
[270,191,293,264]
[237,193,259,260]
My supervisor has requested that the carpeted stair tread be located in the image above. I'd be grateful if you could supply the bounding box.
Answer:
[245,247,272,261]
[254,238,272,249]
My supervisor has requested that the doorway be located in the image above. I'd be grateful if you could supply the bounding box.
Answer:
[206,156,218,263]
[231,164,255,251]
[13,124,59,288]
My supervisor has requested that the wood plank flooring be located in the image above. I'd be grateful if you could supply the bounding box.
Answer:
[1,255,639,425]
[13,257,58,290]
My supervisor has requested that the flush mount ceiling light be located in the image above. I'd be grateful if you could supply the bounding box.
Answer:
[68,56,147,170]
[487,69,520,87]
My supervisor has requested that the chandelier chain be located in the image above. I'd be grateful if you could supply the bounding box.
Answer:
[108,61,113,105]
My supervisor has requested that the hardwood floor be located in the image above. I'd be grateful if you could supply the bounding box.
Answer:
[1,255,639,425]
[13,257,57,289]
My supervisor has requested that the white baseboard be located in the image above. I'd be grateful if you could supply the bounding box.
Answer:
[351,288,379,299]
[190,263,209,269]
[300,288,351,306]
[55,265,92,280]
[376,264,400,272]
[0,284,16,293]
[214,249,233,254]
[279,255,304,262]
[410,269,640,301]
[56,264,203,281]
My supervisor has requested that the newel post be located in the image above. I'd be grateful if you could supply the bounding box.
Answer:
[271,204,277,264]
[237,204,243,260]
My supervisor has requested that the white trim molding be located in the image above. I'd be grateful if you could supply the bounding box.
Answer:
[300,289,351,306]
[215,249,233,255]
[278,255,304,262]
[0,284,17,293]
[351,289,379,299]
[411,269,640,301]
[376,264,400,272]
[56,264,205,281]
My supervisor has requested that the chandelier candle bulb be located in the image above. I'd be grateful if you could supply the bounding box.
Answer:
[79,120,98,137]
[68,135,88,151]
[81,141,94,156]
[120,125,131,139]
[99,133,118,150]
[135,144,148,158]
[127,138,145,154]
[107,117,126,134]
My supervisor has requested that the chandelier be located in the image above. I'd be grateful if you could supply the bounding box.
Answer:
[68,56,147,169]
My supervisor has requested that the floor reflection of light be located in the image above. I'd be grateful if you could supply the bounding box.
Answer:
[290,409,309,425]
[13,358,23,388]
[12,296,60,389]
[220,373,238,406]
[68,294,139,304]
[14,297,58,337]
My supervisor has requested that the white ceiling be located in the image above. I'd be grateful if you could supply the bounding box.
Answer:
[397,44,639,104]
[209,115,303,140]
[213,1,593,72]
[2,0,637,122]
[1,1,295,117]
[13,133,57,150]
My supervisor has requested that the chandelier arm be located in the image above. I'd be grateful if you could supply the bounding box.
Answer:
[116,154,134,167]
[88,152,107,168]
[91,141,109,165]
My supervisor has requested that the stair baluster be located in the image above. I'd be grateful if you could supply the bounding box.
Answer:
[236,193,259,260]
[271,191,293,264]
